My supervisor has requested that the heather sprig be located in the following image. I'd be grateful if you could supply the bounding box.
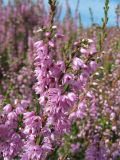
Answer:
[89,7,95,26]
[98,0,109,51]
[0,0,120,159]
[49,0,57,27]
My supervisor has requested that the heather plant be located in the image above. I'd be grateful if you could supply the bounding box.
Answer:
[89,7,95,26]
[0,0,120,159]
[115,4,120,28]
[98,0,109,51]
[0,0,47,75]
[0,0,80,102]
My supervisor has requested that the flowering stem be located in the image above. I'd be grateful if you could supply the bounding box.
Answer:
[98,0,109,51]
[48,0,57,28]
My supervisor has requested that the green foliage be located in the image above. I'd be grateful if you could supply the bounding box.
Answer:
[47,146,59,160]
[35,96,40,115]
[89,7,94,26]
[104,61,114,74]
[115,39,120,53]
[18,114,23,128]
[79,12,83,29]
[71,122,79,136]
[48,0,57,27]
[58,122,88,159]
[98,117,111,130]
[98,0,109,51]
[0,49,9,75]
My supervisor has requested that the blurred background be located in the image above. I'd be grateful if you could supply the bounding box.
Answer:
[44,0,120,27]
[4,0,120,27]
[1,0,120,159]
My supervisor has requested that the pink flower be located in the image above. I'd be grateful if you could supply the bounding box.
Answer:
[48,41,55,48]
[62,74,74,84]
[89,61,97,72]
[45,32,50,37]
[3,104,12,114]
[7,111,17,121]
[73,57,86,70]
[80,48,89,56]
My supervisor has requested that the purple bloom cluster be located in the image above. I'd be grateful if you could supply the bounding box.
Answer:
[0,0,120,159]
[0,100,29,159]
[32,29,98,159]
